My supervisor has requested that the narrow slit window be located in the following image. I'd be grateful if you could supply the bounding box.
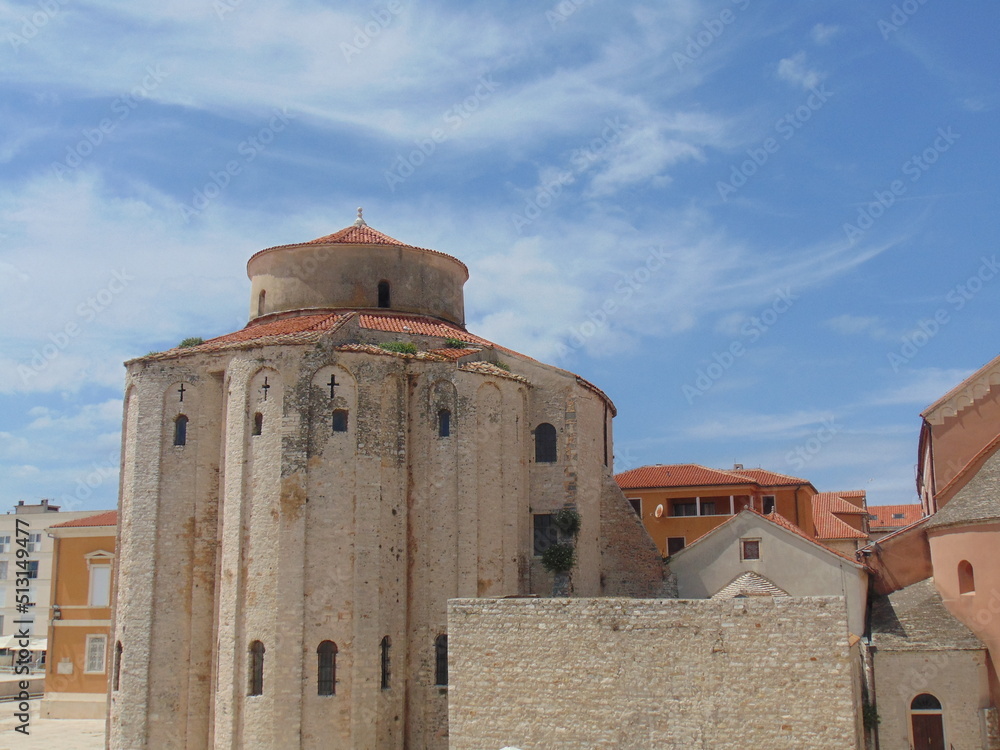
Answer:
[438,409,451,437]
[380,636,391,690]
[534,423,557,463]
[249,640,265,696]
[434,634,448,686]
[317,641,337,696]
[377,281,391,308]
[113,641,122,691]
[332,409,348,433]
[252,412,263,436]
[257,289,266,316]
[173,415,188,446]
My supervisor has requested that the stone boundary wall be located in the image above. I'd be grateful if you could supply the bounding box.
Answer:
[448,597,859,750]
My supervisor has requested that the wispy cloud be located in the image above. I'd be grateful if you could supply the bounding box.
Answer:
[777,51,825,90]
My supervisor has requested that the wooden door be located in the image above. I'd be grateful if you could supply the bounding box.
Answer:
[911,713,945,750]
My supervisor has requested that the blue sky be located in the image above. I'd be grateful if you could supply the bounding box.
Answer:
[1,0,998,512]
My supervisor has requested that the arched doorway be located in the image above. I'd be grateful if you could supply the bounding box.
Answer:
[910,693,944,750]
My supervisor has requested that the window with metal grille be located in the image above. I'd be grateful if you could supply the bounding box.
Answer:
[534,423,557,463]
[317,641,337,696]
[380,636,391,690]
[435,634,448,686]
[249,641,265,696]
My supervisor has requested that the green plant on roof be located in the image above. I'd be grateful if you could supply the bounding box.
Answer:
[493,360,511,372]
[178,337,204,348]
[443,337,467,349]
[379,341,418,355]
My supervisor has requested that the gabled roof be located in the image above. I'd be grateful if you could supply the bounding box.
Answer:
[868,504,924,530]
[711,571,789,599]
[615,464,753,490]
[730,468,811,487]
[812,492,869,541]
[924,444,1000,531]
[670,508,863,567]
[615,464,811,491]
[870,578,982,651]
[49,510,118,528]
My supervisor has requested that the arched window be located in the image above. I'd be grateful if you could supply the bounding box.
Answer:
[380,636,391,690]
[434,634,448,686]
[377,281,391,308]
[317,641,337,696]
[252,412,263,436]
[534,422,557,463]
[249,640,265,696]
[438,409,451,438]
[173,415,188,446]
[958,560,975,595]
[910,693,944,749]
[113,641,122,691]
[332,409,348,433]
[257,289,266,316]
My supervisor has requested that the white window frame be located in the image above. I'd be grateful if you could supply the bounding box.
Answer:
[26,533,42,553]
[0,535,10,553]
[85,634,108,674]
[0,561,7,580]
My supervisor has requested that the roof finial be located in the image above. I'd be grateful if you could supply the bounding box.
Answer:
[354,207,367,227]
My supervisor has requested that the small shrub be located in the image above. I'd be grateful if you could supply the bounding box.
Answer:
[443,337,467,349]
[493,361,511,372]
[540,542,576,574]
[379,341,418,355]
[178,337,204,348]
[553,507,581,537]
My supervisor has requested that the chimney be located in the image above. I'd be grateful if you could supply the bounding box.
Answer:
[733,463,744,470]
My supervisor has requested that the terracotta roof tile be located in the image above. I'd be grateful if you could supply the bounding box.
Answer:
[428,347,481,360]
[615,464,756,490]
[358,314,489,343]
[247,221,469,276]
[49,510,118,528]
[763,510,863,563]
[458,361,530,384]
[731,468,810,486]
[813,492,868,516]
[869,504,924,530]
[305,224,408,246]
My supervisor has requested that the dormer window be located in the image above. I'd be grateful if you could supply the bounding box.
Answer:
[377,281,391,308]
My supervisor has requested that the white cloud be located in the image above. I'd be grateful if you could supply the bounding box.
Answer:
[810,23,841,45]
[777,52,825,91]
[824,314,889,339]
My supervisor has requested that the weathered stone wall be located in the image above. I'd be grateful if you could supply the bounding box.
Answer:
[873,648,991,750]
[448,597,860,750]
[597,472,664,597]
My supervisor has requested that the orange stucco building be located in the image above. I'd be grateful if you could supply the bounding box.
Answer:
[615,464,817,556]
[41,510,117,719]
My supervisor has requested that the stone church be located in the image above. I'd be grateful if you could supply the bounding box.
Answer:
[108,211,663,749]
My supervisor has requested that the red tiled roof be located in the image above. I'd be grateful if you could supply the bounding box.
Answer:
[428,347,481,360]
[763,510,863,563]
[358,314,488,343]
[50,510,118,528]
[615,464,756,490]
[812,502,868,540]
[731,468,810,487]
[813,492,868,516]
[869,504,924,529]
[247,221,469,275]
[305,223,407,246]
